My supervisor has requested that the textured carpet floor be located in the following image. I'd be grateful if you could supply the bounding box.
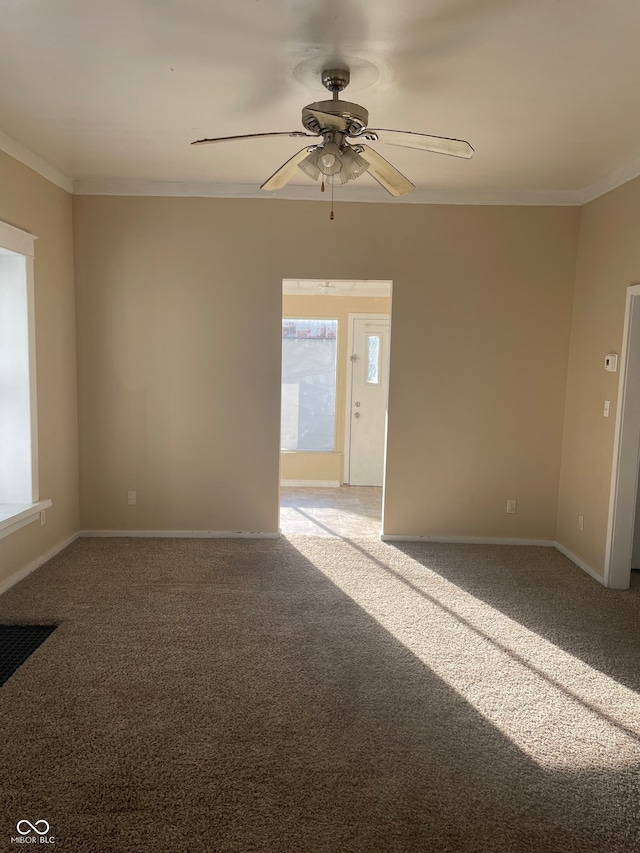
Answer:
[1,536,639,852]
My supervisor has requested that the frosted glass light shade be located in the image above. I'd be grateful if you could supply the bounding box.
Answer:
[318,143,342,176]
[341,146,370,179]
[297,143,371,185]
[298,150,322,180]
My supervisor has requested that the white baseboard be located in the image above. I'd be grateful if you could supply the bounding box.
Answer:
[0,531,79,596]
[79,529,281,539]
[0,530,605,596]
[381,534,556,547]
[280,480,341,488]
[553,541,605,585]
[380,534,606,586]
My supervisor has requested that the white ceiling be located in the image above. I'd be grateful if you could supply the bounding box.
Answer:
[2,0,640,204]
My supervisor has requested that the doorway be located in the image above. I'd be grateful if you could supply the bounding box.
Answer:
[605,283,640,588]
[279,279,392,536]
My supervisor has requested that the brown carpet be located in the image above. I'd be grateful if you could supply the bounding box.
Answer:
[1,536,639,852]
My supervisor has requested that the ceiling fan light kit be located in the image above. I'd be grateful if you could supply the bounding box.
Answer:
[192,64,474,210]
[299,141,370,184]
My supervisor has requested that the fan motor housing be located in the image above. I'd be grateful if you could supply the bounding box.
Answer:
[302,100,369,137]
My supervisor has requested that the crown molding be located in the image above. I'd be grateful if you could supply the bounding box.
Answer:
[0,131,73,194]
[578,155,640,205]
[0,135,637,207]
[72,178,583,206]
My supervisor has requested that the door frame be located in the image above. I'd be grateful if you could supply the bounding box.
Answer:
[343,312,391,485]
[605,283,640,588]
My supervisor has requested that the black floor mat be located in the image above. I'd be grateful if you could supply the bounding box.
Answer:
[0,625,57,687]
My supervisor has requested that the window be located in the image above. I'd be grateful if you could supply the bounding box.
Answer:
[366,333,381,385]
[281,318,338,452]
[0,220,50,539]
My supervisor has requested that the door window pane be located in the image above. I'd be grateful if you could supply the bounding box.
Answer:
[366,334,381,385]
[281,319,337,451]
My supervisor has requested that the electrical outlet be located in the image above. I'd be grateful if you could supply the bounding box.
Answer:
[127,490,137,505]
[578,515,584,531]
[506,499,517,514]
[40,510,46,525]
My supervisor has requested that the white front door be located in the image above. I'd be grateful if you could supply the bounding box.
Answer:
[346,316,390,486]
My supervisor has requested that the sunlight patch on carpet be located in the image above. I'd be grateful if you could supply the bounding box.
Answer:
[292,538,640,771]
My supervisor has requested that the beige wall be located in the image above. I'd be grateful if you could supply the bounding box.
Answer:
[383,205,579,538]
[557,175,640,575]
[5,147,639,578]
[73,195,579,539]
[281,293,390,482]
[0,151,78,585]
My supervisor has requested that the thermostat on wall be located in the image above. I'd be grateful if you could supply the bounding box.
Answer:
[604,353,618,372]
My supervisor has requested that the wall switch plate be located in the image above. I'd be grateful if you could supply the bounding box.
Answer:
[506,499,517,514]
[604,400,611,417]
[40,510,46,525]
[578,515,584,531]
[127,490,137,505]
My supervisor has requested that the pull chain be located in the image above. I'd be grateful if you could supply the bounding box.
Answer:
[321,179,325,192]
[330,175,334,220]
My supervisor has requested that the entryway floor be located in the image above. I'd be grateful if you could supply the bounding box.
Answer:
[280,485,382,537]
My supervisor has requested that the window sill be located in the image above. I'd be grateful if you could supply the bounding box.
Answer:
[0,500,52,541]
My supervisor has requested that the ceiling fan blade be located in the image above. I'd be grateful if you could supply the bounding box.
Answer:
[355,129,474,159]
[260,146,318,191]
[191,131,318,145]
[357,145,415,196]
[305,109,348,132]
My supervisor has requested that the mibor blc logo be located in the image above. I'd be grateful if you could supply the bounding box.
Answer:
[10,820,55,845]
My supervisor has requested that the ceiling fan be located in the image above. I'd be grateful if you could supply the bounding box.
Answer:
[192,66,474,197]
